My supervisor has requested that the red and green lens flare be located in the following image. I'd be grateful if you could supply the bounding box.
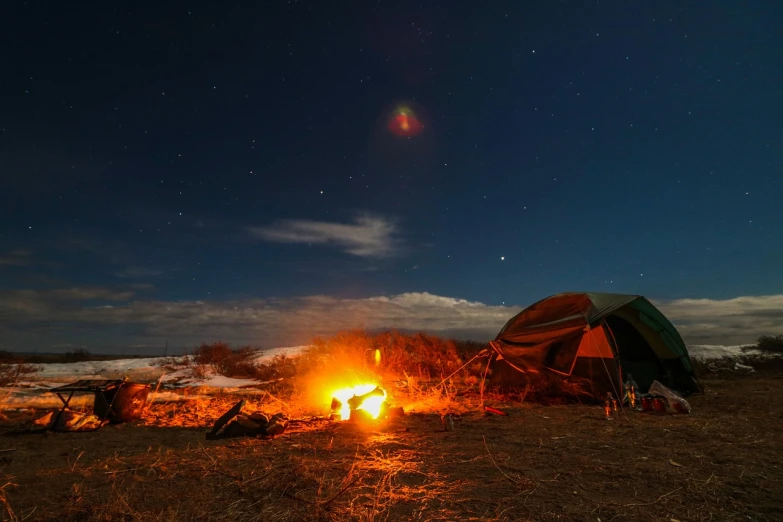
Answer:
[387,105,423,137]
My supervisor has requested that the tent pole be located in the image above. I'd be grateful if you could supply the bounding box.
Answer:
[587,323,623,406]
[433,352,487,391]
[479,353,494,407]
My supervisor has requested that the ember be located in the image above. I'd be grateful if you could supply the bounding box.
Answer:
[330,384,387,421]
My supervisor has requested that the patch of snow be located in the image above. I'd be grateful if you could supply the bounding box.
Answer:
[687,345,750,359]
[252,345,309,364]
[187,374,262,388]
[33,356,181,382]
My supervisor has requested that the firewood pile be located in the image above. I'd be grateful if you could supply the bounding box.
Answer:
[206,399,289,440]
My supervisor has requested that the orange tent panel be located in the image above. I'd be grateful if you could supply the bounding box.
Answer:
[576,325,614,358]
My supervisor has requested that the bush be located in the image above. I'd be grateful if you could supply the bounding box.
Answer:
[754,335,783,355]
[302,330,487,382]
[0,362,41,387]
[193,342,233,371]
[193,342,258,377]
[191,342,298,381]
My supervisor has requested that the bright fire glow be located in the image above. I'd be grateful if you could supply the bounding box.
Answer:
[374,348,381,367]
[332,384,387,421]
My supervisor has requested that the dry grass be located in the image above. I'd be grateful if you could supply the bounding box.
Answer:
[1,372,781,521]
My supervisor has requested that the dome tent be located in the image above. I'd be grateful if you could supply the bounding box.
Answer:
[488,292,700,397]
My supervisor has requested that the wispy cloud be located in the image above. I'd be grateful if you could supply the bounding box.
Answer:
[0,290,513,351]
[1,287,780,352]
[248,214,401,258]
[654,294,783,345]
[0,286,137,318]
[0,249,32,267]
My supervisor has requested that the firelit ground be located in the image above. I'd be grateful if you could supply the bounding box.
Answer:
[1,372,781,522]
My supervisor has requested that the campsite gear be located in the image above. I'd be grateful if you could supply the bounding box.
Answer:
[49,379,127,431]
[652,397,667,413]
[483,406,509,416]
[441,414,455,431]
[94,382,151,423]
[604,393,613,420]
[487,292,701,397]
[640,396,654,412]
[208,399,247,439]
[625,374,638,409]
[611,396,619,416]
[207,403,288,440]
[649,380,692,414]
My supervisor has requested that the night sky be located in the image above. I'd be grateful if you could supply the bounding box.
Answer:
[2,2,782,353]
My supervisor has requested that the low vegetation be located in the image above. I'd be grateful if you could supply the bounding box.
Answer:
[0,352,40,388]
[744,334,783,355]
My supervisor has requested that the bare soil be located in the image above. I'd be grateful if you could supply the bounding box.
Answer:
[1,374,781,522]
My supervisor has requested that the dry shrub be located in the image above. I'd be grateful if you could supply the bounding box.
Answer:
[0,362,40,388]
[301,330,483,382]
[750,335,783,355]
[191,342,299,382]
[192,342,259,379]
[193,342,233,371]
[285,330,490,416]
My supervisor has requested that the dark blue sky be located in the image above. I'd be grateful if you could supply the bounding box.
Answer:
[1,1,782,352]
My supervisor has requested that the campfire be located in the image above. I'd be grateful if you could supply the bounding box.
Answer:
[330,384,387,421]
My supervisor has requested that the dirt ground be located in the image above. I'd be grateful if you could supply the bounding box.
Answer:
[1,373,781,522]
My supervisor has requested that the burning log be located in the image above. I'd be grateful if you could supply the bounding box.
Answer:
[347,386,384,410]
[330,384,389,421]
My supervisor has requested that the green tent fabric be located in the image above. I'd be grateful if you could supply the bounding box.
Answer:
[490,292,700,396]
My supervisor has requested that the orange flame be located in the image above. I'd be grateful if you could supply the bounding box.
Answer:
[332,384,387,421]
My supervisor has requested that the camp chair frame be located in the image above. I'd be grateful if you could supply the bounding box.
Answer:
[50,378,126,432]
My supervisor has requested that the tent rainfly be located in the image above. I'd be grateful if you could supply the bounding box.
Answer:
[488,292,700,397]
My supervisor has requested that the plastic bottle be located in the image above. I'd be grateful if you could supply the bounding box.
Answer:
[625,374,638,409]
[604,392,613,420]
[611,395,619,417]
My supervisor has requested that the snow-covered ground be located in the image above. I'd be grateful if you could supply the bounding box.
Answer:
[687,344,751,359]
[1,346,310,410]
[21,345,311,385]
